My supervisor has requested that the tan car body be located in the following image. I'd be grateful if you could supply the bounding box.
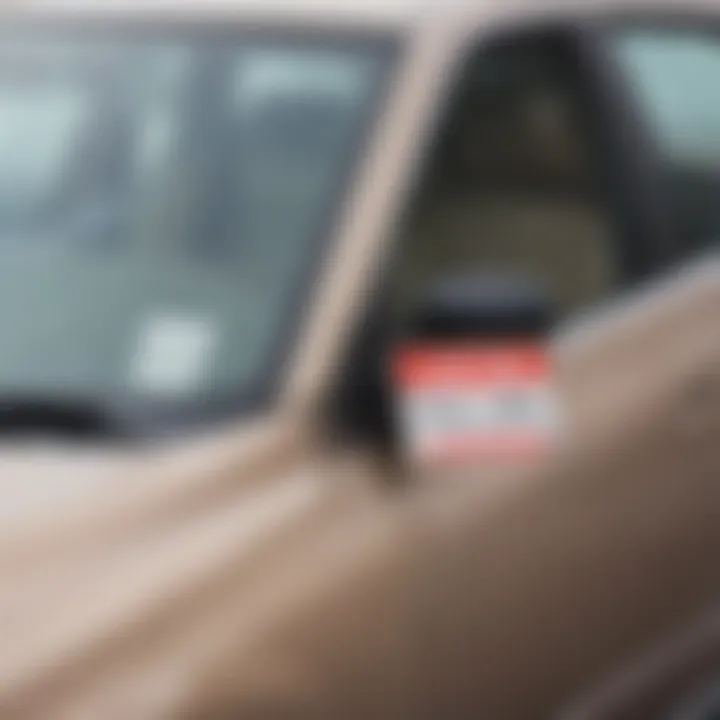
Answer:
[2,0,720,717]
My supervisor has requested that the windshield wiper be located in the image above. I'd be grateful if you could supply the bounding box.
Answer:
[0,397,142,442]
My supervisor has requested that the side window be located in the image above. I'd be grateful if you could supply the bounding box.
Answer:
[392,33,620,321]
[610,27,720,263]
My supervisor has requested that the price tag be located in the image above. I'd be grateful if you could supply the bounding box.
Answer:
[392,343,561,469]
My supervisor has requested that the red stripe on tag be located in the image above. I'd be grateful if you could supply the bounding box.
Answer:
[394,344,551,388]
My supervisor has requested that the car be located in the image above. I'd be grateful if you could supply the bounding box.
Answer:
[1,0,720,717]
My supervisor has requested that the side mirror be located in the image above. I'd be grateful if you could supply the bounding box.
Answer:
[334,273,555,460]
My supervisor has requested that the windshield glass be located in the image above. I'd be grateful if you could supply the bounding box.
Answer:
[610,26,720,263]
[0,27,392,429]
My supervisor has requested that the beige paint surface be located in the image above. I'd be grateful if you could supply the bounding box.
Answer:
[0,1,718,717]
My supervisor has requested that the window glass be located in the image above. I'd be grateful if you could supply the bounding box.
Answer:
[0,30,393,424]
[394,37,618,320]
[611,28,720,259]
[614,29,720,168]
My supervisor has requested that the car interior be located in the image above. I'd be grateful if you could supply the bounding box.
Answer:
[394,35,619,324]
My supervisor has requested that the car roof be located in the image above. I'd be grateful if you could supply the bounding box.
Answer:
[6,0,430,29]
[12,0,720,33]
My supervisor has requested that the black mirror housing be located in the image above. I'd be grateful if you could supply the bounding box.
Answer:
[332,272,555,452]
[406,273,554,342]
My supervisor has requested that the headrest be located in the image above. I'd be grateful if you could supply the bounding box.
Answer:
[436,59,593,195]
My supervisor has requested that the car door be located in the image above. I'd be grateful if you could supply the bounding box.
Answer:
[299,16,720,719]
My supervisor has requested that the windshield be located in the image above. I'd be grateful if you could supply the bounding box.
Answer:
[609,25,720,263]
[0,26,393,430]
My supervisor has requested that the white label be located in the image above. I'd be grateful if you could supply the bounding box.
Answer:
[130,313,217,397]
[402,386,559,436]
